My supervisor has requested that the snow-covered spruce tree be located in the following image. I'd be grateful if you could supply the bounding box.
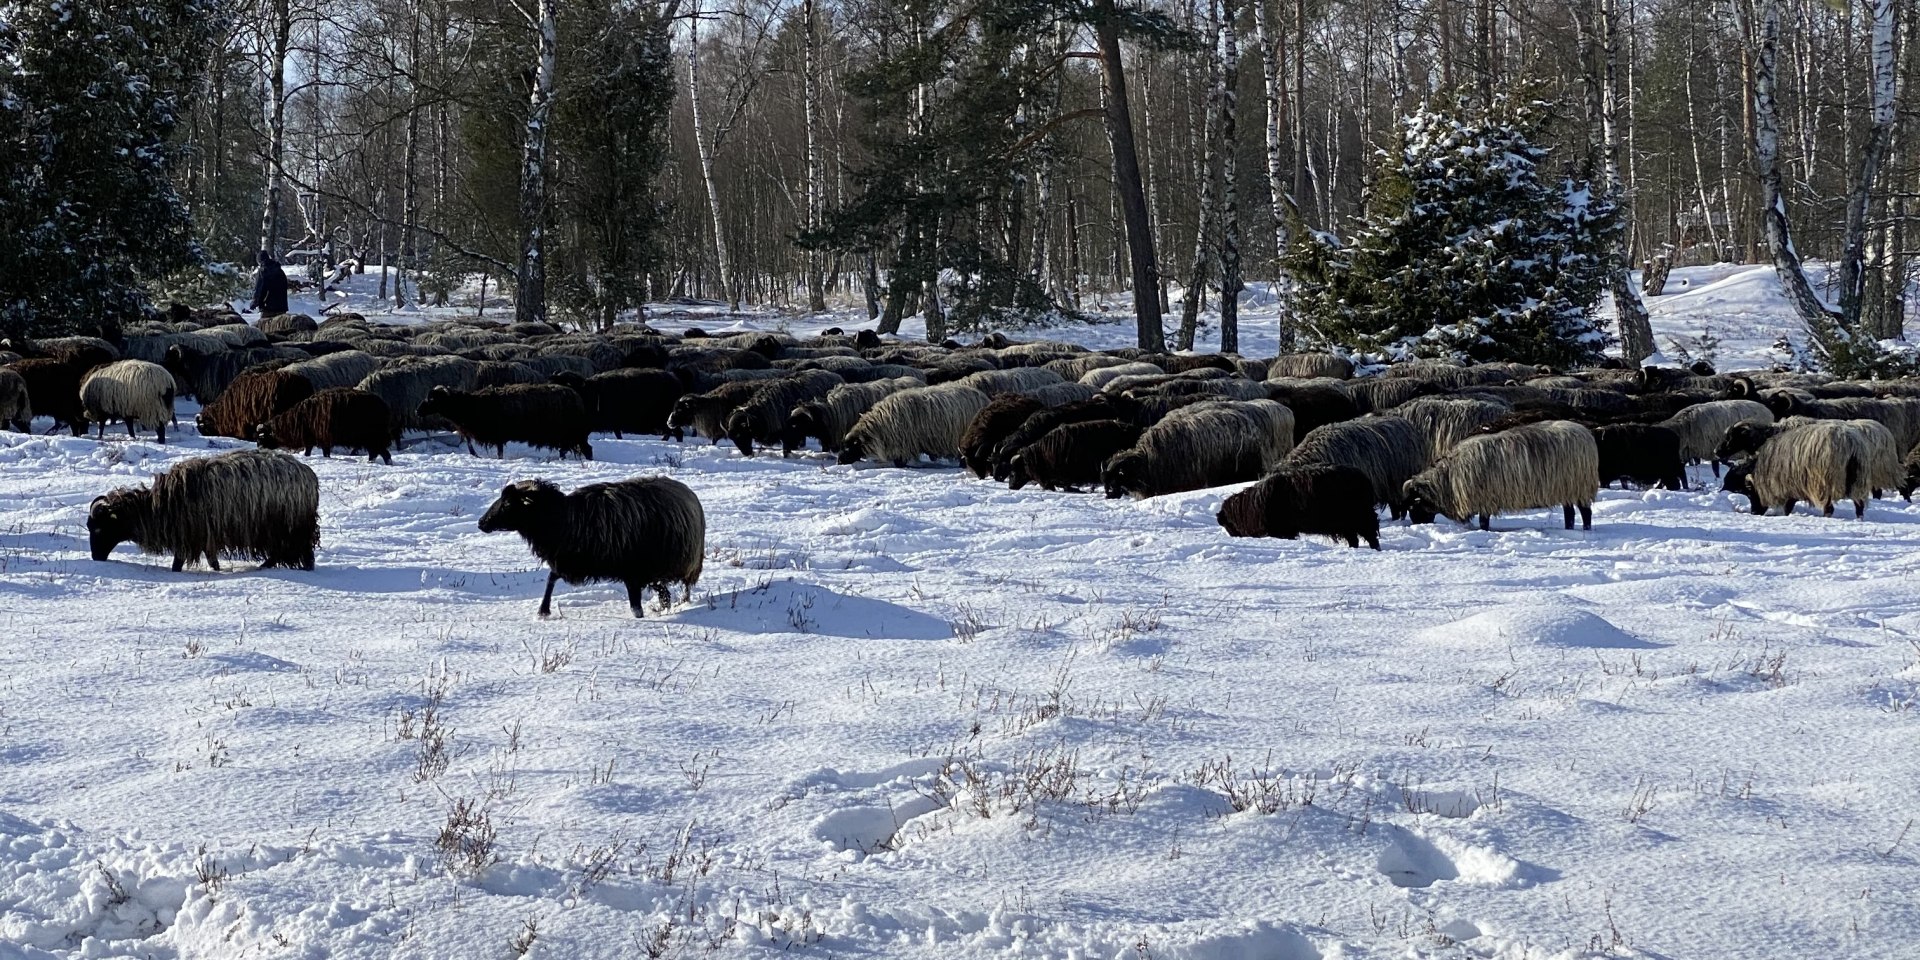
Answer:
[0,0,214,340]
[1284,97,1617,368]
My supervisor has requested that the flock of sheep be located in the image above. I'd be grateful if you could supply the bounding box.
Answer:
[5,303,1919,616]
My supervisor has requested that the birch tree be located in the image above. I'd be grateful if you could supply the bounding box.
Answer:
[514,0,557,325]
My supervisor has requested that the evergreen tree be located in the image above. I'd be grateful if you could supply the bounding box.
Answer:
[1284,97,1617,368]
[0,0,215,339]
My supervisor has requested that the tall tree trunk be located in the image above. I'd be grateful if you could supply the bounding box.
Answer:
[1179,2,1222,352]
[1093,0,1165,350]
[1291,0,1310,214]
[514,0,557,325]
[1218,0,1243,355]
[1841,0,1900,339]
[1255,0,1296,350]
[1600,0,1654,363]
[258,0,291,257]
[687,2,738,311]
[802,0,826,312]
[398,0,422,310]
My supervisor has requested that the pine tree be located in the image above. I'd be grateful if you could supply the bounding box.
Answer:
[0,0,215,339]
[1284,97,1616,368]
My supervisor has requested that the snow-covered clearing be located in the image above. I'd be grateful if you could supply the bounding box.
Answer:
[1,266,1916,959]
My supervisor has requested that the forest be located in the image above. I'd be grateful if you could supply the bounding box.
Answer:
[1,0,1912,370]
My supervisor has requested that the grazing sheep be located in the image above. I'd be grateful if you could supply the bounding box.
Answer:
[1102,400,1296,500]
[79,360,177,443]
[255,388,395,464]
[164,344,306,402]
[0,367,31,432]
[4,336,118,369]
[987,396,1124,481]
[1079,362,1166,389]
[87,449,319,571]
[201,323,270,349]
[838,384,993,467]
[1216,465,1382,549]
[1658,399,1774,476]
[787,377,923,454]
[1284,416,1430,518]
[1402,420,1600,531]
[284,350,381,392]
[1900,445,1920,501]
[475,361,547,389]
[1261,380,1359,442]
[722,370,846,456]
[1265,353,1354,381]
[258,313,318,336]
[959,394,1046,477]
[1389,397,1511,459]
[1762,392,1920,455]
[1046,355,1131,381]
[357,355,480,439]
[1100,368,1233,396]
[1714,419,1874,517]
[417,384,593,459]
[1593,423,1686,490]
[668,379,769,444]
[194,368,314,440]
[477,476,706,618]
[1721,416,1901,501]
[1020,382,1099,406]
[1006,419,1142,492]
[553,369,686,440]
[956,367,1064,397]
[1126,377,1271,401]
[8,359,89,435]
[1347,378,1441,413]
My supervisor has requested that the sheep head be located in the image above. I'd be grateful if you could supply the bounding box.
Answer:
[478,480,563,535]
[87,488,151,561]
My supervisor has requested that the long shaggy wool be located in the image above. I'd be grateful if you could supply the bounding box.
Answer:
[1390,397,1512,459]
[668,379,770,443]
[195,368,314,440]
[1019,382,1098,406]
[79,360,177,440]
[987,396,1124,480]
[1046,355,1132,381]
[1103,400,1296,499]
[8,359,87,434]
[285,350,381,392]
[1659,399,1774,463]
[1216,464,1381,548]
[357,356,480,437]
[91,449,319,570]
[1767,394,1920,454]
[841,384,993,466]
[257,388,394,464]
[1079,362,1167,389]
[1402,420,1599,525]
[1284,415,1430,513]
[1347,378,1440,413]
[418,384,592,459]
[478,477,705,615]
[1007,419,1142,492]
[723,370,846,455]
[570,369,686,439]
[0,367,30,431]
[1266,354,1354,381]
[787,377,922,453]
[959,395,1047,478]
[1743,420,1874,515]
[956,367,1063,397]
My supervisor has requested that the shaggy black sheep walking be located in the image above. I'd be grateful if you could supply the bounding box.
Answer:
[478,477,706,618]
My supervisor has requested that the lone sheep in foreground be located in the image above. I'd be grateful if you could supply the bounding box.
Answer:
[1402,420,1599,531]
[79,360,177,443]
[477,477,706,618]
[88,449,319,571]
[1216,464,1381,549]
[255,388,395,464]
[418,384,592,460]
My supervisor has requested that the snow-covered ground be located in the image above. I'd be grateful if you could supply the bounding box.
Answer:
[3,266,1917,959]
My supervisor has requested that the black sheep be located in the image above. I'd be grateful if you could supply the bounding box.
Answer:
[987,396,1122,481]
[552,369,685,441]
[255,388,395,464]
[667,379,767,443]
[417,384,593,459]
[959,394,1045,478]
[478,477,706,618]
[1215,464,1381,549]
[8,358,89,435]
[1593,423,1686,490]
[1262,382,1361,443]
[1006,419,1142,492]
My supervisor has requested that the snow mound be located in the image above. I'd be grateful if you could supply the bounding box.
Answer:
[1417,602,1658,649]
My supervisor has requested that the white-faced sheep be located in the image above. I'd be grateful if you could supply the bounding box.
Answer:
[1402,420,1600,531]
[255,388,395,465]
[88,449,319,571]
[478,477,705,618]
[1283,416,1430,518]
[1101,400,1296,500]
[786,377,923,454]
[1658,399,1773,476]
[0,367,30,432]
[1006,419,1143,492]
[838,384,993,467]
[1216,464,1381,548]
[417,384,593,459]
[79,360,177,443]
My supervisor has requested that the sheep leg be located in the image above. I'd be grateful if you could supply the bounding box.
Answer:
[655,584,674,611]
[125,421,135,439]
[155,423,165,445]
[537,571,559,618]
[1855,499,1867,519]
[1711,459,1723,478]
[1343,533,1360,548]
[465,439,477,456]
[622,580,645,618]
[1580,504,1592,530]
[1563,504,1575,530]
[1365,532,1381,550]
[298,547,315,571]
[172,553,187,572]
[1478,514,1490,531]
[206,552,220,572]
[1822,501,1835,518]
[496,444,506,459]
[1782,499,1797,516]
[380,450,393,466]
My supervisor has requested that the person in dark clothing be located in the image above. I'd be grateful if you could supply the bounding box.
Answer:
[248,251,289,315]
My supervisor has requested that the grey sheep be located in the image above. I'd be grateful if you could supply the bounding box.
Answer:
[1390,396,1511,459]
[668,378,770,443]
[79,360,177,443]
[88,449,319,571]
[1102,400,1296,499]
[284,350,381,392]
[1265,353,1354,381]
[1019,382,1098,406]
[838,384,993,467]
[1715,419,1879,518]
[1657,399,1774,476]
[1079,362,1167,389]
[1402,420,1599,531]
[1762,392,1920,454]
[785,377,923,454]
[478,477,705,618]
[1284,415,1430,518]
[957,367,1063,397]
[357,355,480,439]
